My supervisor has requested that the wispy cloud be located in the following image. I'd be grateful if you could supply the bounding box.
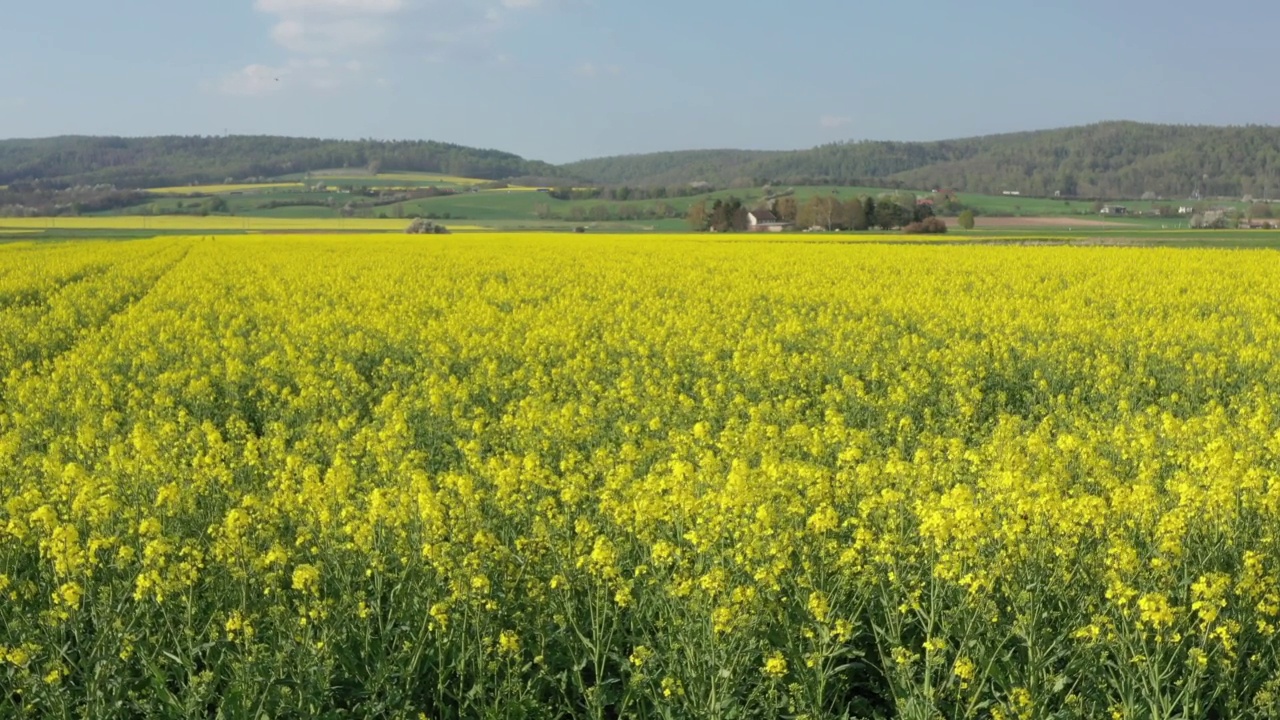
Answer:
[217,0,556,96]
[219,64,284,97]
[218,58,368,96]
[819,114,852,129]
[255,0,405,54]
[410,1,553,62]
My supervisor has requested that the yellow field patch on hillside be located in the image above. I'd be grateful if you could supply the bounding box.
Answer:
[147,182,306,194]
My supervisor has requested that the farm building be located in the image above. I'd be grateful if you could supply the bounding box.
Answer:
[747,210,789,232]
[1099,205,1129,215]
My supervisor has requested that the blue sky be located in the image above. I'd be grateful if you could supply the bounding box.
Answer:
[2,0,1278,163]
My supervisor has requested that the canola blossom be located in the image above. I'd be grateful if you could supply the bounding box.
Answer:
[2,234,1280,718]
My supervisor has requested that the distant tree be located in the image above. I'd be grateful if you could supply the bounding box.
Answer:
[708,197,748,232]
[862,197,876,228]
[912,201,935,222]
[873,199,910,229]
[797,195,843,230]
[1250,202,1274,219]
[797,198,818,229]
[687,200,709,231]
[710,199,726,230]
[845,198,869,230]
[367,160,382,175]
[775,196,798,224]
[958,210,975,229]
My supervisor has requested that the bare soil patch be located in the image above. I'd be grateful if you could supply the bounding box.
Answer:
[946,216,1131,229]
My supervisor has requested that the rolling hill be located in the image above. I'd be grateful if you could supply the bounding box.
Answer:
[3,122,1280,200]
[563,122,1280,199]
[0,136,563,189]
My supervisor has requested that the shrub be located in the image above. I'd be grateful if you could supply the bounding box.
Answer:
[406,217,450,234]
[903,217,948,234]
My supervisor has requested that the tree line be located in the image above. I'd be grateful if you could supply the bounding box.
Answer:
[545,185,719,202]
[563,122,1280,200]
[13,122,1280,203]
[687,192,946,232]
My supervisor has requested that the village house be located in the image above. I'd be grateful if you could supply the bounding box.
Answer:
[1099,205,1129,215]
[747,210,789,232]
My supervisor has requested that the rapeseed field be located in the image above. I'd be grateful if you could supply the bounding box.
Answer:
[3,234,1280,718]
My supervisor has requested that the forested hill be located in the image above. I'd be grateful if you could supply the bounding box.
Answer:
[563,122,1280,199]
[561,149,785,188]
[6,122,1280,198]
[0,136,562,188]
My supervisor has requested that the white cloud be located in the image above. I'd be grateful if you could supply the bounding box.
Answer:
[255,0,405,54]
[272,17,389,53]
[217,0,557,96]
[250,0,551,55]
[820,114,852,129]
